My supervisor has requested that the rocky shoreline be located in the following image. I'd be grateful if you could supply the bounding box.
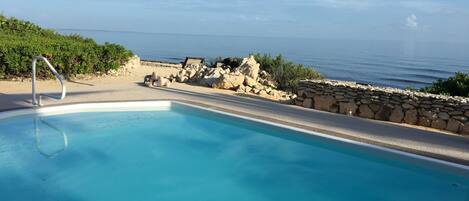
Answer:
[144,56,297,102]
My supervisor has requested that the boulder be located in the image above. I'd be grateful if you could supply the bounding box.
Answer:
[258,70,277,88]
[375,105,392,121]
[258,90,269,97]
[236,55,260,80]
[446,119,463,133]
[245,86,252,93]
[303,98,313,108]
[389,106,404,123]
[402,103,414,109]
[143,75,152,86]
[236,85,246,93]
[418,117,432,127]
[404,109,418,125]
[438,112,450,120]
[177,75,188,83]
[198,67,224,86]
[465,111,469,118]
[155,77,171,87]
[358,105,375,119]
[314,95,338,112]
[368,104,381,113]
[212,73,245,90]
[244,76,258,87]
[462,122,469,135]
[420,110,437,120]
[339,102,358,115]
[431,119,447,130]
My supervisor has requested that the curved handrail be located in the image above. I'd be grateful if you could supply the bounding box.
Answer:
[32,56,66,106]
[34,117,69,158]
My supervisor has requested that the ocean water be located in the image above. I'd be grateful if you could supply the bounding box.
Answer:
[60,30,469,89]
[0,105,468,201]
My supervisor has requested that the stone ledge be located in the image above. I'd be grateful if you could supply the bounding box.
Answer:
[296,79,469,135]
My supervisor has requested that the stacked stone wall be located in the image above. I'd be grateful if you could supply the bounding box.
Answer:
[296,80,469,135]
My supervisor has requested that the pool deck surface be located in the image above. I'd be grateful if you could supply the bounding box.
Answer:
[1,76,469,166]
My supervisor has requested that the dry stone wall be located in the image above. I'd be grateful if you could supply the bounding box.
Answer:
[295,79,469,135]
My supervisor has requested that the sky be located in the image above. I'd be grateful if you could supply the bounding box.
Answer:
[1,0,469,42]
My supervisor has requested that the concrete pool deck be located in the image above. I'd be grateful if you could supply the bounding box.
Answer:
[1,76,469,166]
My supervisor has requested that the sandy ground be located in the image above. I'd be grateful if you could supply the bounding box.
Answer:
[1,66,469,165]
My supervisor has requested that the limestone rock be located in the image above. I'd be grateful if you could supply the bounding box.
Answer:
[303,98,313,108]
[431,119,447,130]
[244,76,258,87]
[389,106,404,123]
[143,74,152,86]
[339,102,358,115]
[453,116,468,122]
[156,77,171,87]
[245,86,252,93]
[420,110,437,120]
[252,88,260,94]
[462,123,469,135]
[314,96,338,112]
[446,119,463,133]
[212,73,245,90]
[258,90,269,97]
[375,105,392,121]
[438,112,450,120]
[404,109,418,125]
[236,55,260,80]
[402,103,414,109]
[236,85,246,93]
[369,104,381,113]
[359,105,375,119]
[418,117,432,127]
[198,67,224,86]
[177,75,188,83]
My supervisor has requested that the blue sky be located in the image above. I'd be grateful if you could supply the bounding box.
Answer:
[1,0,469,42]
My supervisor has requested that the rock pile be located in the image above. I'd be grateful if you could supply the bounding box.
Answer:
[295,79,469,135]
[145,55,296,102]
[144,72,172,87]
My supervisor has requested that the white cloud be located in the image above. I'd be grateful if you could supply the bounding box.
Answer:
[405,14,418,30]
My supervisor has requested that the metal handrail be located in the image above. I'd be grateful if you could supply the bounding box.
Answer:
[32,56,66,106]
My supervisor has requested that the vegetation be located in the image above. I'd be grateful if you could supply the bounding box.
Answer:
[0,15,133,79]
[420,72,469,97]
[252,53,323,92]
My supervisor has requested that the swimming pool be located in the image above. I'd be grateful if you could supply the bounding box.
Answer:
[0,101,468,201]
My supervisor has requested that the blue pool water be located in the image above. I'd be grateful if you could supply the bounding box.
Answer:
[0,104,468,201]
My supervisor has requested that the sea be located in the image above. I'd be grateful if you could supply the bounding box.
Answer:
[59,29,469,89]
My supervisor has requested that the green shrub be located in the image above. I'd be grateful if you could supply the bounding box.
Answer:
[252,53,323,92]
[0,15,133,79]
[420,72,469,97]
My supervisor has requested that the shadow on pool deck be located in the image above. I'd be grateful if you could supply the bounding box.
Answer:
[0,90,118,111]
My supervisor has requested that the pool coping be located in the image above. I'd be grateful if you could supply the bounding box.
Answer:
[1,100,469,171]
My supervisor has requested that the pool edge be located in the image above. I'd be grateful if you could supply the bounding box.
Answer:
[1,100,468,170]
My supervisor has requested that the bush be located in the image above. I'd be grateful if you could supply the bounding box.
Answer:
[420,72,469,97]
[0,15,133,79]
[252,53,323,92]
